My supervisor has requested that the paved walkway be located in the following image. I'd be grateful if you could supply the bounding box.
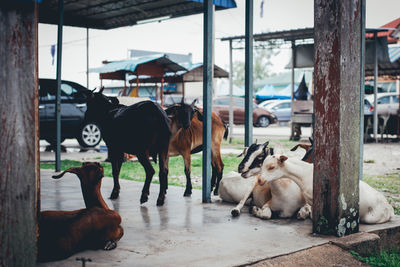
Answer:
[38,169,400,267]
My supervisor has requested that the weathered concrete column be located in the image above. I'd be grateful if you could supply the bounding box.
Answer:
[313,0,361,236]
[0,1,39,265]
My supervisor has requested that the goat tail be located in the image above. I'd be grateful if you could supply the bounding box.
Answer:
[223,124,229,140]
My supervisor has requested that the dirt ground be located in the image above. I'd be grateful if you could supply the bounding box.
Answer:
[362,142,400,177]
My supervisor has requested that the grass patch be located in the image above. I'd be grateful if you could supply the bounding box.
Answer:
[40,153,243,188]
[364,160,375,163]
[364,172,400,215]
[351,250,400,267]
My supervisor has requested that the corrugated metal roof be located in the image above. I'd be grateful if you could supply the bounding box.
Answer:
[90,54,186,74]
[127,62,228,83]
[39,0,236,30]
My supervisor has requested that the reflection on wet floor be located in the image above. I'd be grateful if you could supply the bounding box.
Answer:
[39,168,399,267]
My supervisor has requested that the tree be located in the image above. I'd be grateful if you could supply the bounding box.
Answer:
[232,46,278,89]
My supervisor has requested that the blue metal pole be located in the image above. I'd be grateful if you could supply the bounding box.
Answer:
[55,0,63,172]
[202,0,213,203]
[244,0,253,146]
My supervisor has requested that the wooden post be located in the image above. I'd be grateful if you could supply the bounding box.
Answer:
[0,1,38,265]
[313,0,361,236]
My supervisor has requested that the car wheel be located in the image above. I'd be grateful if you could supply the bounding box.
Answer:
[257,116,270,127]
[77,122,101,147]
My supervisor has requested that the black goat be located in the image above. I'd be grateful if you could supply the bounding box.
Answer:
[85,89,171,206]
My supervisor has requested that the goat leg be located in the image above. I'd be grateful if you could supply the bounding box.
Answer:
[110,153,123,199]
[231,182,256,217]
[183,153,192,197]
[252,201,272,220]
[103,240,117,251]
[297,204,312,220]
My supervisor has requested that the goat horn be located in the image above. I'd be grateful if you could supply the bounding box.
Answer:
[181,97,185,104]
[99,86,105,94]
[52,167,81,179]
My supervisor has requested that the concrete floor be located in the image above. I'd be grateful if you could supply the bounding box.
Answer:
[38,169,400,267]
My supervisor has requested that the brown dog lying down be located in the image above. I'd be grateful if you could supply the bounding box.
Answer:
[37,162,123,262]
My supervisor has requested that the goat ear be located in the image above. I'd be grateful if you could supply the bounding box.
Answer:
[290,144,299,152]
[263,141,269,147]
[195,109,203,122]
[278,155,288,164]
[237,147,248,157]
[181,97,185,105]
[52,167,81,179]
[309,137,313,145]
[191,99,197,107]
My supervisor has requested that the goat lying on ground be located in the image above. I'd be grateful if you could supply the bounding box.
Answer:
[219,142,309,220]
[260,155,394,224]
[85,88,171,206]
[166,99,227,196]
[37,162,124,262]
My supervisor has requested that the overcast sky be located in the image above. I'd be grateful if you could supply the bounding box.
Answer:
[38,0,400,88]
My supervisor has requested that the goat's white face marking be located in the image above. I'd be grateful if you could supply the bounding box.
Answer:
[260,155,286,183]
[241,146,264,174]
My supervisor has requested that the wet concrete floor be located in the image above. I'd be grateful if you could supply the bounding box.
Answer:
[38,169,399,267]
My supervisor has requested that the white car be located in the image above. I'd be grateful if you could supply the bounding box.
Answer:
[261,99,292,122]
[365,93,399,115]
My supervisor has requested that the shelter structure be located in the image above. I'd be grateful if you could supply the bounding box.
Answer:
[128,62,229,101]
[222,27,396,141]
[0,0,237,264]
[90,54,187,106]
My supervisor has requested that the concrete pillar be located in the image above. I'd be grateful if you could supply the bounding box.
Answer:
[0,1,38,265]
[313,0,361,236]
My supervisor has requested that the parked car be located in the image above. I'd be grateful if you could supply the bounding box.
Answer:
[212,97,277,127]
[365,93,399,116]
[39,78,102,147]
[364,93,399,135]
[262,99,292,122]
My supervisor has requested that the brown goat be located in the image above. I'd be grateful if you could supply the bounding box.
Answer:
[166,102,227,196]
[37,162,124,262]
[290,137,313,163]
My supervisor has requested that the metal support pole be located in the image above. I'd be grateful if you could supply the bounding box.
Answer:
[55,0,64,172]
[373,32,378,142]
[244,0,253,146]
[359,0,366,180]
[313,0,361,236]
[202,0,213,203]
[229,39,234,143]
[290,40,296,140]
[86,27,89,89]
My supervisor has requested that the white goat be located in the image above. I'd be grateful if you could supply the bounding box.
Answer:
[260,155,394,224]
[219,142,308,220]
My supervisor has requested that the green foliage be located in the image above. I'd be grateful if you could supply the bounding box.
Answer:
[40,154,243,188]
[351,250,400,267]
[315,215,335,235]
[232,47,278,88]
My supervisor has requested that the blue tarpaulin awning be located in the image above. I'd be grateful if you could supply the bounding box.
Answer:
[188,0,236,8]
[255,84,292,101]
